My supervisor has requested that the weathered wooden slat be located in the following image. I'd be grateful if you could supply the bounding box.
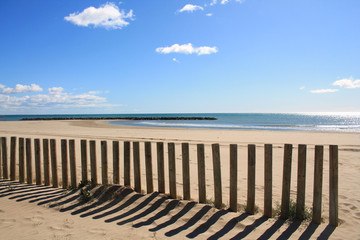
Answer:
[168,143,177,199]
[34,139,41,185]
[133,142,141,192]
[113,141,120,184]
[145,142,154,193]
[280,144,293,219]
[43,139,50,186]
[80,139,87,182]
[312,145,324,224]
[229,144,238,212]
[61,139,68,189]
[10,137,16,181]
[2,137,8,179]
[197,144,206,203]
[123,141,130,186]
[69,140,77,188]
[182,143,190,200]
[296,144,307,219]
[329,145,339,226]
[26,138,32,184]
[101,141,108,184]
[264,144,272,218]
[19,138,25,183]
[212,144,222,209]
[90,140,97,184]
[247,144,256,214]
[50,139,58,188]
[157,142,165,193]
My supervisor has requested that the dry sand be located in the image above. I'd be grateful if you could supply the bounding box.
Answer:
[0,120,359,239]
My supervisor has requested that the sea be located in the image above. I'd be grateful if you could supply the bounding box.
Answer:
[1,113,360,132]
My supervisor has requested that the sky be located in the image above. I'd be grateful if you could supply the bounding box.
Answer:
[0,0,359,114]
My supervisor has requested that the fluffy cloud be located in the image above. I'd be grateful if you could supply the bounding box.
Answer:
[333,77,360,89]
[178,4,204,12]
[0,84,42,94]
[210,0,245,5]
[206,13,213,16]
[64,2,134,29]
[156,43,218,55]
[310,89,339,94]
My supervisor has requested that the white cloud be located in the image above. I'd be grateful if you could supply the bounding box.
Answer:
[156,43,218,56]
[172,58,180,63]
[178,4,204,13]
[206,13,213,16]
[210,0,245,5]
[64,2,134,29]
[333,77,360,89]
[300,86,305,90]
[1,84,43,94]
[310,89,339,94]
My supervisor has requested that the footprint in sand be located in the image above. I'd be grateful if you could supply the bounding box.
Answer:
[88,228,106,235]
[24,216,45,226]
[0,218,16,224]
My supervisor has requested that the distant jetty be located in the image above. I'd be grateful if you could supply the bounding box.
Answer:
[21,117,217,121]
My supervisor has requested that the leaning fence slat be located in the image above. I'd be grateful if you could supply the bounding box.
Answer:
[90,140,97,184]
[229,144,238,212]
[43,139,50,186]
[247,144,256,214]
[10,137,16,181]
[264,144,273,218]
[2,137,8,179]
[101,141,108,185]
[34,139,41,185]
[113,141,120,184]
[168,143,177,199]
[124,141,130,186]
[329,145,339,226]
[145,142,154,193]
[157,142,165,193]
[312,145,324,224]
[133,142,141,192]
[19,138,25,183]
[80,140,87,182]
[26,138,32,184]
[296,144,307,219]
[50,139,58,188]
[280,144,293,219]
[212,144,222,209]
[182,143,191,200]
[61,139,68,189]
[69,140,77,188]
[197,144,206,203]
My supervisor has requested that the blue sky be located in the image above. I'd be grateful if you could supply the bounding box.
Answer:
[0,0,359,114]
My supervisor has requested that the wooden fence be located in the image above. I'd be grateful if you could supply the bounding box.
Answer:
[0,136,338,226]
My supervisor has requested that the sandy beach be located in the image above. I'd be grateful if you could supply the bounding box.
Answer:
[0,120,359,239]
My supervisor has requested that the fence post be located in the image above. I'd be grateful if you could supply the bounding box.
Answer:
[34,139,41,185]
[229,144,238,212]
[124,141,130,186]
[329,145,338,226]
[90,140,97,184]
[69,140,77,188]
[10,137,16,181]
[312,145,324,224]
[296,144,307,219]
[113,141,120,184]
[43,139,50,186]
[26,138,32,184]
[280,144,293,219]
[168,143,177,199]
[19,138,25,183]
[101,141,108,185]
[182,143,190,200]
[157,142,165,193]
[264,144,272,217]
[1,137,8,179]
[197,144,206,203]
[50,139,58,188]
[133,142,141,192]
[212,144,222,209]
[145,142,154,193]
[61,139,68,189]
[247,144,256,214]
[80,139,87,182]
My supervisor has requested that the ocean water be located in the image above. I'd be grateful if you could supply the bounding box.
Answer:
[2,113,359,132]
